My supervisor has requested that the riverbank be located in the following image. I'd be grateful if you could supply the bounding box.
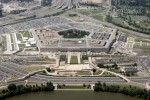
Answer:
[0,82,149,100]
[0,82,54,100]
[94,82,150,100]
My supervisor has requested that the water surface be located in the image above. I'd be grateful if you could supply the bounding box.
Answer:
[6,91,143,100]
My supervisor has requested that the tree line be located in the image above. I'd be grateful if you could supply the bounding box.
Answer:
[0,82,54,99]
[17,0,33,2]
[106,15,150,35]
[94,82,150,100]
[111,0,149,7]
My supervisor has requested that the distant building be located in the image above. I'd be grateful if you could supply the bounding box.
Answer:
[1,0,11,3]
[34,0,43,4]
[120,66,138,73]
[117,33,127,42]
[2,5,27,14]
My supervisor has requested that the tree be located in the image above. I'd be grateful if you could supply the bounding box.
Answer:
[97,63,104,68]
[8,84,17,91]
[133,63,137,66]
[2,90,6,93]
[106,15,112,22]
[45,82,55,91]
[46,68,51,72]
[92,69,96,73]
[112,62,118,69]
[83,84,86,87]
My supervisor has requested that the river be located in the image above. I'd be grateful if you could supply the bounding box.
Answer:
[6,91,143,100]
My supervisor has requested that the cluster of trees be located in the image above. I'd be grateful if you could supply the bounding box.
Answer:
[97,63,138,76]
[106,14,150,35]
[94,82,150,100]
[106,15,112,23]
[46,68,51,72]
[111,0,149,7]
[81,55,89,61]
[68,13,77,17]
[80,2,100,7]
[41,0,52,6]
[122,72,137,76]
[109,0,150,35]
[0,8,3,17]
[60,55,67,62]
[58,29,89,38]
[0,82,54,99]
[97,63,118,70]
[120,15,150,32]
[17,0,33,2]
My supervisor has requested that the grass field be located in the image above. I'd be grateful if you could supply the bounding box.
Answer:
[91,14,103,20]
[0,36,6,52]
[35,57,55,62]
[76,71,91,75]
[75,9,102,15]
[19,44,25,49]
[101,72,115,77]
[70,56,78,64]
[22,31,33,38]
[74,9,105,21]
[10,34,13,43]
[22,66,46,72]
[93,70,103,75]
[16,33,22,41]
[112,17,125,26]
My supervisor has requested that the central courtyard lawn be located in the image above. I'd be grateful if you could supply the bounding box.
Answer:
[70,56,78,64]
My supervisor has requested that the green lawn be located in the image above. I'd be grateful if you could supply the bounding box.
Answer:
[76,71,91,75]
[22,31,33,38]
[22,66,46,72]
[70,56,78,64]
[93,70,103,75]
[74,9,105,21]
[16,33,22,41]
[91,14,103,20]
[60,55,67,62]
[129,15,149,22]
[19,44,25,49]
[0,36,6,52]
[11,44,14,51]
[101,72,115,77]
[35,57,55,62]
[10,34,13,43]
[112,17,126,26]
[75,9,103,15]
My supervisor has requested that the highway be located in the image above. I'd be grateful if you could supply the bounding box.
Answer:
[128,77,150,83]
[1,61,150,84]
[5,76,150,85]
[52,77,124,84]
[8,76,125,84]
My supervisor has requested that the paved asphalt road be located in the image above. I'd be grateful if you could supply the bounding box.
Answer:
[1,62,150,84]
